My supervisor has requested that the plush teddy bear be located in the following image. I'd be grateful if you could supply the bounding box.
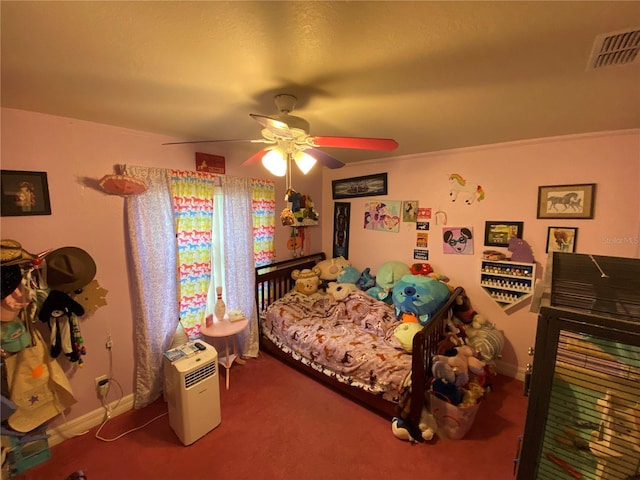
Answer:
[391,274,451,325]
[291,267,322,296]
[366,261,411,304]
[325,281,358,301]
[316,256,351,281]
[315,256,351,290]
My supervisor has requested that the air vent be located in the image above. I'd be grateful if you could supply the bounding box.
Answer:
[587,27,640,70]
[184,361,216,388]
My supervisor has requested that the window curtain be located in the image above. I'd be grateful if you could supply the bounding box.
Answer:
[207,175,260,357]
[123,165,178,409]
[170,169,216,339]
[251,178,276,267]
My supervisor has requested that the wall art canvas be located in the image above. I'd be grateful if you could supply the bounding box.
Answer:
[442,226,474,255]
[364,200,401,232]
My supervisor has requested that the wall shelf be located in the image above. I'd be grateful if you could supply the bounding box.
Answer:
[480,259,536,311]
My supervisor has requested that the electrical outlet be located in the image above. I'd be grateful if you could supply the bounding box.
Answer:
[105,334,112,350]
[95,375,109,398]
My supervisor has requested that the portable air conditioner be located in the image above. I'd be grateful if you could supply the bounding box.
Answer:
[164,341,221,445]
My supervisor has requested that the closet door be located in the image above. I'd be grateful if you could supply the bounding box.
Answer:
[517,307,640,480]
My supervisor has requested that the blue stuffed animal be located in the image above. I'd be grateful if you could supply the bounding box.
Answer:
[391,275,450,325]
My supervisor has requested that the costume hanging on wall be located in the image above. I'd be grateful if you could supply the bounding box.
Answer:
[38,290,85,365]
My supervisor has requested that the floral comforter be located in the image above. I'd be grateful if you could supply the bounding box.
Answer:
[261,290,412,403]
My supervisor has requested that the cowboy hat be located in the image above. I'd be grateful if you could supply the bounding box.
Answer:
[45,247,97,293]
[0,239,35,265]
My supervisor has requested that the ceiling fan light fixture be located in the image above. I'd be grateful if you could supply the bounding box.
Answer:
[261,149,287,176]
[294,151,317,175]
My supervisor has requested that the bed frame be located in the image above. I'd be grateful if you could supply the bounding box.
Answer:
[255,253,464,439]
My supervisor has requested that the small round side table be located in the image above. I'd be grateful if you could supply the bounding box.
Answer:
[200,317,248,390]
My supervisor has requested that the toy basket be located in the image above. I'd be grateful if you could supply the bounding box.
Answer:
[428,393,480,440]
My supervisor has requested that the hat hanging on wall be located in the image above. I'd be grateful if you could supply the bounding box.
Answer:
[45,247,97,293]
[99,165,147,196]
[99,173,147,196]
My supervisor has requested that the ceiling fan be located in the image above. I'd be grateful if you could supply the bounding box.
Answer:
[163,94,399,175]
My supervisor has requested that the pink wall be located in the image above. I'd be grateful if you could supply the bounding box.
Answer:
[321,130,640,378]
[0,108,322,424]
[2,106,638,425]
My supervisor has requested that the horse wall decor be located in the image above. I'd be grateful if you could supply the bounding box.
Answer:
[449,174,485,205]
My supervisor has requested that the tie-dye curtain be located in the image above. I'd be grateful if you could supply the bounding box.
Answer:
[170,170,216,339]
[252,178,276,266]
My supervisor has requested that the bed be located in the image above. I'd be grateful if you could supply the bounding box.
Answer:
[255,252,464,438]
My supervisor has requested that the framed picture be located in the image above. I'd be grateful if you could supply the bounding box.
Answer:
[1,170,52,216]
[332,173,387,199]
[546,227,578,253]
[537,183,596,219]
[333,202,351,259]
[484,221,524,246]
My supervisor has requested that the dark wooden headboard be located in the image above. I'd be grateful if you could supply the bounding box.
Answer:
[254,252,326,315]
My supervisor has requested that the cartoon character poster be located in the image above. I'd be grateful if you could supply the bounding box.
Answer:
[442,227,474,254]
[364,201,401,232]
[402,201,418,222]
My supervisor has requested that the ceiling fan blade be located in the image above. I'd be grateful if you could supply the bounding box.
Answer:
[240,148,270,167]
[306,148,344,169]
[162,138,266,146]
[310,136,399,151]
[249,114,294,139]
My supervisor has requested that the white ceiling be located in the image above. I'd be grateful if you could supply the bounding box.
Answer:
[2,1,639,165]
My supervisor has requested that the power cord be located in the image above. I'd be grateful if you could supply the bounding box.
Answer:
[94,340,167,442]
[94,375,167,442]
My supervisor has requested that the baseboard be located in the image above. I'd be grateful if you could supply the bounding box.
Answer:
[495,360,526,382]
[46,394,134,447]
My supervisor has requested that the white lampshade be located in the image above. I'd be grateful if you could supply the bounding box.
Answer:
[294,151,317,175]
[261,150,287,177]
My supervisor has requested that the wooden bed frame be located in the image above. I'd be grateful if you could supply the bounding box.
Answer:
[255,253,464,439]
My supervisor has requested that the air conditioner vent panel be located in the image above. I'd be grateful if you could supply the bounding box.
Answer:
[587,28,640,69]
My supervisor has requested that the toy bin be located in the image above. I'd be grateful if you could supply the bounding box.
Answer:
[429,393,480,440]
[7,435,51,477]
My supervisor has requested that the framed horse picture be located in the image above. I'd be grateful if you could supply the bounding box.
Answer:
[537,184,596,219]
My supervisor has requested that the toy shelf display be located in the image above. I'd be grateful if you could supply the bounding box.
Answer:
[480,259,536,311]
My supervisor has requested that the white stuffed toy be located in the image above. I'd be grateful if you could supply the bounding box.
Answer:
[326,282,358,301]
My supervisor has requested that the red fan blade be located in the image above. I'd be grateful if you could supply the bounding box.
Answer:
[240,148,270,167]
[249,114,293,139]
[310,136,398,151]
[306,148,344,169]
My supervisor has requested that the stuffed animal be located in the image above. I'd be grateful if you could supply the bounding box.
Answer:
[326,282,358,301]
[316,256,351,281]
[392,322,423,352]
[433,345,487,386]
[391,275,451,325]
[366,261,411,304]
[355,267,376,291]
[508,237,535,263]
[336,266,361,285]
[391,408,435,443]
[38,290,86,364]
[291,267,322,296]
[465,323,505,365]
[410,263,433,276]
[453,292,485,328]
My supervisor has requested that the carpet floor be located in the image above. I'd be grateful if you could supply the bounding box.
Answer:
[13,351,528,480]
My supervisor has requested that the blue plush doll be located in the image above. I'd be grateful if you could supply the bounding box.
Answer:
[391,275,450,325]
